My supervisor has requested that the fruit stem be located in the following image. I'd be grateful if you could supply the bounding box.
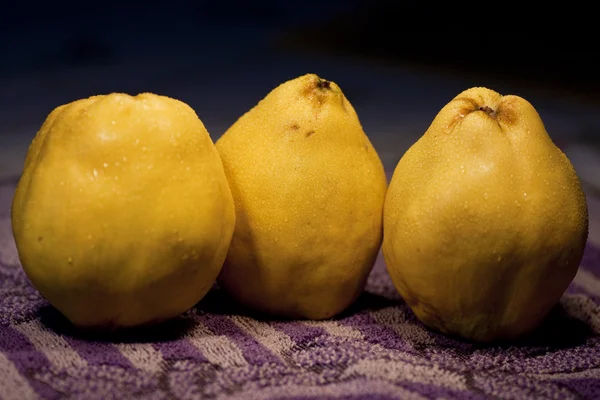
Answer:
[479,106,496,118]
[316,79,331,90]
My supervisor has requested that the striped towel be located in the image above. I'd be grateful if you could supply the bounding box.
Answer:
[1,176,599,400]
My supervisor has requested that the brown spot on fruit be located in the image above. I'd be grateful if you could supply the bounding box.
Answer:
[445,97,479,133]
[305,130,315,137]
[496,97,518,125]
[289,123,300,131]
[38,236,43,242]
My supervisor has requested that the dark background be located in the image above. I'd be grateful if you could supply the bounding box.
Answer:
[2,0,596,98]
[1,0,599,153]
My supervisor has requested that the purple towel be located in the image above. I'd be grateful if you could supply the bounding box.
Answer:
[1,176,599,400]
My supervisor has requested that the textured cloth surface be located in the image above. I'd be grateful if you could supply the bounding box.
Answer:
[1,176,600,400]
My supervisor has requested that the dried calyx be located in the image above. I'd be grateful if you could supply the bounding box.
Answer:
[479,105,497,118]
[316,79,331,90]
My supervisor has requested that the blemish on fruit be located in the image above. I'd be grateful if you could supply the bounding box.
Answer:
[305,130,315,137]
[289,123,300,131]
[496,97,518,125]
[445,98,478,133]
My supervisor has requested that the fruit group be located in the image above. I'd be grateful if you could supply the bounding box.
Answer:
[11,93,235,330]
[216,74,388,320]
[382,87,589,342]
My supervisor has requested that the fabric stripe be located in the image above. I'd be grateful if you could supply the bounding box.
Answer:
[338,312,412,352]
[0,325,60,399]
[573,268,600,297]
[153,339,207,364]
[474,372,579,400]
[341,358,468,391]
[198,313,281,365]
[64,336,133,368]
[229,315,296,364]
[268,321,325,369]
[581,243,600,276]
[303,320,363,340]
[369,307,435,347]
[14,320,88,370]
[0,352,38,400]
[219,378,427,400]
[400,379,493,400]
[273,321,324,344]
[185,320,248,368]
[115,343,164,373]
[528,367,600,380]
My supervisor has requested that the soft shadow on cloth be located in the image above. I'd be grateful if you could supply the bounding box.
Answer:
[36,272,596,352]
